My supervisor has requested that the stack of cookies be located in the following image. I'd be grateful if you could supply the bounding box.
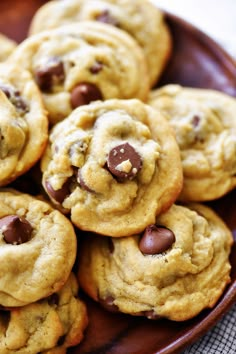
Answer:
[0,0,234,351]
[0,189,88,353]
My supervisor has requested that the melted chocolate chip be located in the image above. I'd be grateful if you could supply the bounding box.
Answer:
[70,83,103,109]
[0,215,33,245]
[45,179,71,204]
[99,296,119,313]
[143,310,161,320]
[192,115,201,127]
[13,96,28,112]
[90,61,103,74]
[95,10,119,27]
[77,170,94,192]
[107,142,142,180]
[139,225,175,255]
[0,85,28,113]
[35,57,65,92]
[0,85,11,98]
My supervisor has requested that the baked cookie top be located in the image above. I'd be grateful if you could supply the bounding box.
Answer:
[0,273,88,354]
[0,63,48,186]
[10,21,149,125]
[41,99,183,237]
[0,189,77,307]
[148,84,236,201]
[0,34,16,62]
[29,0,172,87]
[78,203,233,321]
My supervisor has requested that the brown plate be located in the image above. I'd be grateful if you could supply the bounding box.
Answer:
[0,1,235,353]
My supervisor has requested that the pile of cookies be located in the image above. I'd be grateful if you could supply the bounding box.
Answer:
[0,0,234,352]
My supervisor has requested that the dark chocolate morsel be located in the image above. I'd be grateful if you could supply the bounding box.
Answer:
[192,115,205,143]
[90,61,103,74]
[107,142,142,180]
[0,85,11,98]
[139,225,175,255]
[192,115,201,127]
[133,310,161,319]
[70,83,103,109]
[95,10,119,27]
[13,96,28,113]
[99,296,119,313]
[0,215,33,245]
[0,85,28,113]
[45,179,71,204]
[77,169,94,192]
[143,310,161,320]
[35,57,65,92]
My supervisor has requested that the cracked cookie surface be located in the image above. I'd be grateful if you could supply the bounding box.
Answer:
[10,21,149,125]
[0,273,88,354]
[41,99,183,237]
[0,63,48,186]
[29,0,172,87]
[0,189,77,307]
[78,203,233,321]
[148,85,236,201]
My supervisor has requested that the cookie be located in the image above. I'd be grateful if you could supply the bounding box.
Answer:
[78,203,233,321]
[29,0,172,87]
[148,84,236,201]
[41,98,183,237]
[0,62,48,186]
[10,21,149,125]
[0,273,88,354]
[0,189,77,307]
[0,33,16,62]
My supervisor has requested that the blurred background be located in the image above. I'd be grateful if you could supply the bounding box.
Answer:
[152,0,236,59]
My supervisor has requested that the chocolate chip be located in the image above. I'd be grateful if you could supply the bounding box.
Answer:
[107,142,142,180]
[95,10,119,27]
[90,61,103,74]
[45,179,71,204]
[0,215,33,245]
[192,115,201,127]
[13,96,28,113]
[99,296,119,313]
[0,85,28,113]
[143,310,161,320]
[0,85,11,98]
[139,225,175,255]
[77,169,94,192]
[35,57,65,92]
[70,83,103,109]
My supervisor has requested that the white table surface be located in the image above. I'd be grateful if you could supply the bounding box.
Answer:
[152,0,236,59]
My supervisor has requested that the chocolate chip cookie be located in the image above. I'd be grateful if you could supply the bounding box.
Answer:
[10,21,149,125]
[0,62,48,187]
[148,84,236,201]
[29,0,172,87]
[0,189,77,307]
[0,33,16,62]
[78,203,233,321]
[0,273,88,354]
[41,98,183,237]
